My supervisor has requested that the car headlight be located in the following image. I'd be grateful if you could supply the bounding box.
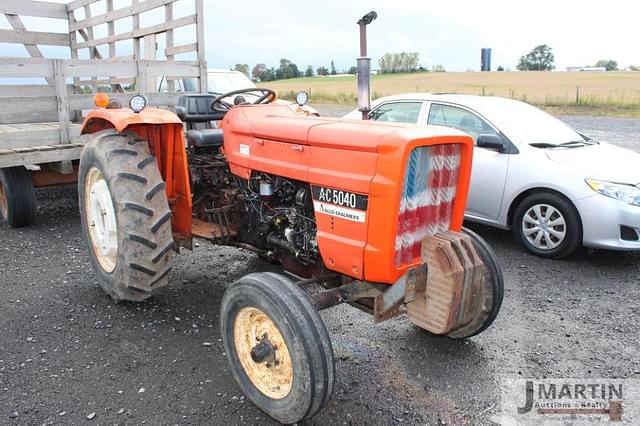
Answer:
[586,179,640,206]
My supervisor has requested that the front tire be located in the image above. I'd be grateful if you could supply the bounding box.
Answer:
[513,192,581,259]
[0,166,36,228]
[79,130,174,302]
[220,272,335,424]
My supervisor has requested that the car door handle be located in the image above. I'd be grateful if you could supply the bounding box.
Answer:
[290,144,304,152]
[253,139,264,145]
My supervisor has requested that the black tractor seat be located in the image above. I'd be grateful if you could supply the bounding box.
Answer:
[187,128,224,149]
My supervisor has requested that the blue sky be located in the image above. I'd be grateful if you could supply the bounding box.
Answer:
[1,0,638,72]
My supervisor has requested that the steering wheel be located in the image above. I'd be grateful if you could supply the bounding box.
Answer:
[211,88,277,112]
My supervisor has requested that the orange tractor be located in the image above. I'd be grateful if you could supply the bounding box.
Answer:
[76,15,503,424]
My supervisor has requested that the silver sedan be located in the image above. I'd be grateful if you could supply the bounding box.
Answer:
[344,94,640,258]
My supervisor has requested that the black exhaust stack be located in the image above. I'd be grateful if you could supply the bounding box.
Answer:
[357,11,377,120]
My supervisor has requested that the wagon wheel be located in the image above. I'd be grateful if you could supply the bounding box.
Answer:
[78,130,174,302]
[0,166,36,228]
[220,272,334,424]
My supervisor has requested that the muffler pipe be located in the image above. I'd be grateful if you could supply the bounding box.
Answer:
[357,11,377,120]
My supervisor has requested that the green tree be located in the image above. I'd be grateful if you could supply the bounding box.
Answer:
[594,59,618,71]
[347,66,357,74]
[378,52,420,73]
[234,63,249,76]
[252,63,267,81]
[305,65,314,77]
[432,64,445,72]
[316,66,329,76]
[517,45,555,71]
[330,60,337,75]
[629,65,640,71]
[497,65,505,71]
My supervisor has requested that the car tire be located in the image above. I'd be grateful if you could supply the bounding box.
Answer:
[513,192,581,259]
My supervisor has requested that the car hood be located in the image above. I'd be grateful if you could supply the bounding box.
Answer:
[544,143,640,184]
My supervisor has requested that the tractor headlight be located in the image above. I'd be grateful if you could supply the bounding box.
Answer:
[295,91,309,106]
[586,179,640,206]
[129,95,147,113]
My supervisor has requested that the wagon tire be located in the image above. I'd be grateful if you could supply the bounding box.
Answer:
[220,272,335,424]
[78,129,174,302]
[0,166,36,228]
[445,227,504,339]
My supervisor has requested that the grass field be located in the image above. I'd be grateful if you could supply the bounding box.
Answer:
[264,71,640,116]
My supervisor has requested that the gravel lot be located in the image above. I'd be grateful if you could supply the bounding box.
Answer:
[1,114,639,425]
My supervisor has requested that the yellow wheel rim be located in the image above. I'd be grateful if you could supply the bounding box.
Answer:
[233,307,293,400]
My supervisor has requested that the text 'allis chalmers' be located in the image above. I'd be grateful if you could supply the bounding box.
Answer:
[76,14,503,425]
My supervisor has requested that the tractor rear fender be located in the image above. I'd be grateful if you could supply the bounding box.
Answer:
[81,109,193,246]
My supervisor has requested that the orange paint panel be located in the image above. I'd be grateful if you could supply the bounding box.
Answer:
[307,145,377,194]
[249,139,309,182]
[223,104,474,285]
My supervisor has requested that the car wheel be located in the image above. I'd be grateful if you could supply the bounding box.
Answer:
[513,192,581,259]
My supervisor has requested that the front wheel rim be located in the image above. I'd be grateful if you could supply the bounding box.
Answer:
[522,203,567,250]
[233,307,293,400]
[85,167,118,273]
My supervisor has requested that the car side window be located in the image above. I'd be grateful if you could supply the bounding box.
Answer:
[427,103,498,143]
[369,102,422,123]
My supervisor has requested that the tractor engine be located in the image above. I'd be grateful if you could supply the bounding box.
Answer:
[235,173,320,271]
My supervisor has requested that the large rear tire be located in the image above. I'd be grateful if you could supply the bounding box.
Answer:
[0,166,36,228]
[220,272,335,424]
[78,130,174,302]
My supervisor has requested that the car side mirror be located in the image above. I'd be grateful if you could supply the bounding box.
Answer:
[477,134,507,152]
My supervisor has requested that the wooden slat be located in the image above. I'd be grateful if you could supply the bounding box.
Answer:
[0,57,54,78]
[72,14,197,49]
[165,43,197,56]
[132,0,141,60]
[53,59,71,144]
[1,0,69,19]
[0,124,81,149]
[0,96,57,124]
[62,59,138,78]
[0,28,70,47]
[69,0,174,32]
[84,3,97,93]
[165,2,174,92]
[0,143,85,168]
[195,0,207,92]
[73,77,136,86]
[65,0,101,12]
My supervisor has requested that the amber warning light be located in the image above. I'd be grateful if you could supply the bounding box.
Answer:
[94,93,110,108]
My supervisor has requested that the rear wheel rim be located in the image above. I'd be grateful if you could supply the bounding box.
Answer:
[522,203,567,250]
[85,167,118,273]
[233,306,293,400]
[0,180,7,219]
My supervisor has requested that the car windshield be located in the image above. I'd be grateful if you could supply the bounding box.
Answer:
[478,99,587,146]
[182,72,256,94]
[207,72,256,95]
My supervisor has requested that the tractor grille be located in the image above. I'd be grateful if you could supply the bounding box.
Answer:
[395,144,461,266]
